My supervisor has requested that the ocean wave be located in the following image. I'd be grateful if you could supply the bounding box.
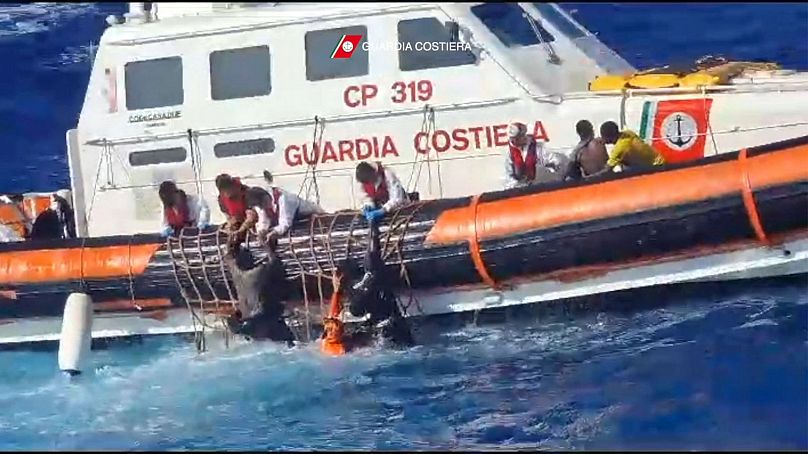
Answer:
[0,3,97,39]
[39,44,93,69]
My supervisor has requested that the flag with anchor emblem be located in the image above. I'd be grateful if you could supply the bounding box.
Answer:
[639,99,714,163]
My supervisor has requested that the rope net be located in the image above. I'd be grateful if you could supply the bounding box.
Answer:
[165,227,238,352]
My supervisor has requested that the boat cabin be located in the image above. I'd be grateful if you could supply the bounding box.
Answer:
[65,2,808,238]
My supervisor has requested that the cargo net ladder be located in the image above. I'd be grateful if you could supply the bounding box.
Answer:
[165,228,238,353]
[285,207,426,340]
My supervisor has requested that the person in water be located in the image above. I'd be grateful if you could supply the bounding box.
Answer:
[594,121,666,175]
[321,220,414,355]
[354,161,409,224]
[224,244,295,346]
[503,121,569,189]
[158,181,210,237]
[244,172,324,247]
[566,120,609,180]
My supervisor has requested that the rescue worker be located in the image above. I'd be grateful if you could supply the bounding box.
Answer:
[216,174,249,231]
[566,120,609,180]
[243,183,325,247]
[321,220,414,356]
[504,122,569,189]
[216,174,252,248]
[158,180,210,237]
[355,161,409,223]
[594,121,666,175]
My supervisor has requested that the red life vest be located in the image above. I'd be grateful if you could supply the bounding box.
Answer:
[361,164,390,207]
[164,190,192,230]
[218,178,248,221]
[509,141,538,182]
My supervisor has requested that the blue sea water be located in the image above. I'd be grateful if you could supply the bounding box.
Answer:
[0,2,806,450]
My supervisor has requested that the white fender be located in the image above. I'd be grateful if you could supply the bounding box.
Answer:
[58,293,94,376]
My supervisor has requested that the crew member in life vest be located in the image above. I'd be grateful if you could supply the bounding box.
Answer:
[215,174,250,231]
[243,184,325,246]
[566,120,609,180]
[355,161,409,223]
[158,180,210,237]
[504,122,569,189]
[594,121,666,175]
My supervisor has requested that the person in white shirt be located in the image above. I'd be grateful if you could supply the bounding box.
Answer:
[503,122,569,190]
[158,181,210,237]
[245,184,325,245]
[354,161,409,223]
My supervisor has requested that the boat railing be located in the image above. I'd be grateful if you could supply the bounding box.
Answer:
[84,81,808,149]
[83,98,521,147]
[83,118,808,193]
[553,78,808,101]
[108,3,438,46]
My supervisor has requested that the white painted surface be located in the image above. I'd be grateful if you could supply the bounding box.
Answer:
[3,237,806,346]
[402,237,808,318]
[1,308,213,345]
[70,2,808,238]
[3,2,803,346]
[57,293,94,373]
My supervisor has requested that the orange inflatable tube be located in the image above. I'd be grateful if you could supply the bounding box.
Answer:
[426,141,808,246]
[0,243,161,284]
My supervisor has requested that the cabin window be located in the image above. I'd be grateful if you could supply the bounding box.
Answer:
[305,25,368,81]
[128,147,187,166]
[532,3,586,39]
[214,137,275,158]
[397,17,476,71]
[124,57,183,110]
[210,45,272,100]
[471,3,555,48]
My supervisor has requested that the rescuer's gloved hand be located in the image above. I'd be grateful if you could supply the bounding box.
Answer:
[197,220,209,230]
[160,226,174,238]
[365,208,385,223]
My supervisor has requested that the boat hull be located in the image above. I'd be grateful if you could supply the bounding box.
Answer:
[1,237,805,346]
[1,136,807,344]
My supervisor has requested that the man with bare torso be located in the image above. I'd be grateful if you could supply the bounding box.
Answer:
[566,120,609,180]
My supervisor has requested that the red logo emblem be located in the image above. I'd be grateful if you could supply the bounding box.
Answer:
[331,35,362,59]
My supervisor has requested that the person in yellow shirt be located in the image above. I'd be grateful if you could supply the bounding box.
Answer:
[594,121,665,175]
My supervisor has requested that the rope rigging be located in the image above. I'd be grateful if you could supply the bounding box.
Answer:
[166,227,238,353]
[286,204,427,339]
[186,129,205,198]
[406,104,443,199]
[297,116,324,206]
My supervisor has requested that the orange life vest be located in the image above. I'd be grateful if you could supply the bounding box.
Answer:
[321,279,348,356]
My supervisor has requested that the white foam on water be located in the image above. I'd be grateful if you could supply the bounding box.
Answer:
[0,3,97,38]
[0,280,805,450]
